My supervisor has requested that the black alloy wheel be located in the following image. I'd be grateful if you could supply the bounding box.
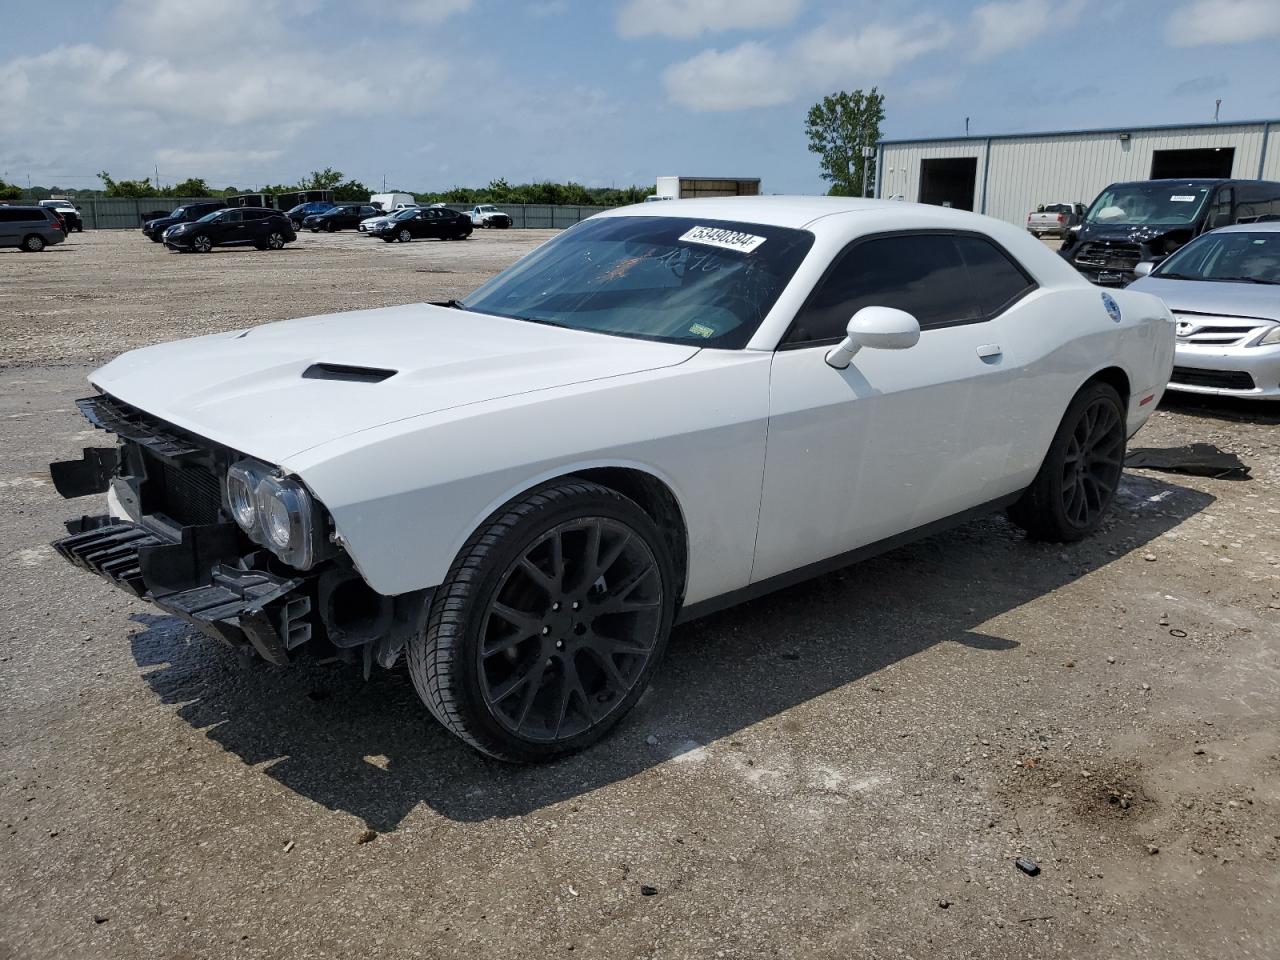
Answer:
[408,479,675,762]
[1008,381,1126,541]
[266,231,285,250]
[1060,396,1124,529]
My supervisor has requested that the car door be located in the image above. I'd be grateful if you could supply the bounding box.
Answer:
[751,231,1037,584]
[214,209,244,244]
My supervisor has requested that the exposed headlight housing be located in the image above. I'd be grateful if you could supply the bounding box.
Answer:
[225,460,324,570]
[1259,325,1280,346]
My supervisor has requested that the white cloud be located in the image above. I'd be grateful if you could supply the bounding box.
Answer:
[360,0,473,24]
[662,17,951,111]
[968,0,1086,61]
[617,0,804,39]
[1164,0,1280,46]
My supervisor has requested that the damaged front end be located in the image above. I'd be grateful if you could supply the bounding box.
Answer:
[50,393,428,674]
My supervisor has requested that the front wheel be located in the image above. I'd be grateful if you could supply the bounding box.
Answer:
[407,479,675,762]
[1007,381,1126,542]
[398,228,411,243]
[192,234,213,253]
[266,231,285,250]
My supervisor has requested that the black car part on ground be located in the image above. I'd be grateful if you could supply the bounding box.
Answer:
[50,393,428,675]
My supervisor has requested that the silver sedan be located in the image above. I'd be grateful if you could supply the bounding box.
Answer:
[1131,222,1280,400]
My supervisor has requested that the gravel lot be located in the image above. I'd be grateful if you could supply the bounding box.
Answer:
[2,230,1278,960]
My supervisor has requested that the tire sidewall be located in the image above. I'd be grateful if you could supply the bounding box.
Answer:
[1039,381,1125,539]
[416,484,676,761]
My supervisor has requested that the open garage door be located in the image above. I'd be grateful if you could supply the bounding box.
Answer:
[1150,148,1234,179]
[919,157,978,211]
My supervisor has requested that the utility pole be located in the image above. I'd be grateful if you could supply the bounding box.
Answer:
[1214,99,1221,122]
[861,144,875,198]
[965,116,970,136]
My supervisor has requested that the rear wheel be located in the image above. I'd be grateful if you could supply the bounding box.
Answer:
[1007,381,1126,542]
[21,234,46,252]
[408,479,675,762]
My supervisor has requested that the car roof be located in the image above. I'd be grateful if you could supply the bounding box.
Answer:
[599,195,1008,232]
[1206,220,1280,234]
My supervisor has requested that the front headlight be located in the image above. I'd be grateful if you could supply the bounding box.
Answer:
[225,460,321,569]
[254,474,318,569]
[1259,325,1280,346]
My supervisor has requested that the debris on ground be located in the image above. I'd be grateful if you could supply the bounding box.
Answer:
[356,829,377,845]
[1126,444,1250,480]
[1015,857,1041,877]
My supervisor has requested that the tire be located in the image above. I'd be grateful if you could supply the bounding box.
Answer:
[309,227,319,233]
[266,231,285,250]
[408,479,675,762]
[382,236,395,243]
[1007,381,1126,542]
[398,228,411,243]
[192,234,212,253]
[21,234,46,252]
[326,222,336,233]
[150,234,163,243]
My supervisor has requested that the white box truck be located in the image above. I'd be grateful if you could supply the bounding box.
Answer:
[653,176,761,200]
[369,192,416,212]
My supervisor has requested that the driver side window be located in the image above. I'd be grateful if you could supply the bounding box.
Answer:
[1206,187,1234,229]
[784,234,980,345]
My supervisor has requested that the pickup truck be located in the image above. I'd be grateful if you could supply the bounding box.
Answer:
[1027,202,1085,237]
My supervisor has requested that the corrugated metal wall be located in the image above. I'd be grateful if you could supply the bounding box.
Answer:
[76,198,611,230]
[880,122,1279,226]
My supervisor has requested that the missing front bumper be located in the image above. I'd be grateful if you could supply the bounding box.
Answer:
[53,515,310,665]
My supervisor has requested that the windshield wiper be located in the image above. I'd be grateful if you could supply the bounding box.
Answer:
[1154,272,1197,280]
[1217,276,1280,285]
[432,299,466,309]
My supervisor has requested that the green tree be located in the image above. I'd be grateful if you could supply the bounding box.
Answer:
[332,178,370,201]
[0,178,22,201]
[98,171,156,198]
[169,177,214,197]
[301,167,346,191]
[805,88,885,197]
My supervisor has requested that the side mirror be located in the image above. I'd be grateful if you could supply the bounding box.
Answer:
[825,306,921,369]
[1133,261,1155,278]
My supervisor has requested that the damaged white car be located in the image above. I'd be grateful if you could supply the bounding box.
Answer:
[51,198,1175,761]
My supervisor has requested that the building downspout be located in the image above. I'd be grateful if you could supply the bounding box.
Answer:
[875,143,884,198]
[1258,122,1272,179]
[979,137,992,214]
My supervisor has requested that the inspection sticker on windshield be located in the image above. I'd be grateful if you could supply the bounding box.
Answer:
[679,225,766,254]
[1170,195,1197,202]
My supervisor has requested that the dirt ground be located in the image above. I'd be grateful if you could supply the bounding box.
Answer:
[1,230,1277,960]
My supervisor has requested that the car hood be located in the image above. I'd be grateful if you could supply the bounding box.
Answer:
[1128,276,1280,322]
[88,304,700,464]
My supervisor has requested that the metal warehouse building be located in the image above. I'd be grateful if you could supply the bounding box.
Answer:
[876,118,1279,225]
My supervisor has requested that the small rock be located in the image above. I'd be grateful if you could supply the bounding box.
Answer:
[1106,656,1116,664]
[640,885,658,897]
[939,899,951,909]
[1015,857,1040,876]
[1194,748,1205,755]
[1064,660,1075,668]
[1141,683,1151,691]
[356,829,377,845]
[283,840,295,853]
[1143,553,1157,562]
[645,735,658,746]
[1146,844,1160,855]
[93,915,109,924]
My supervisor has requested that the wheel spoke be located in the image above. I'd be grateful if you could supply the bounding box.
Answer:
[513,659,549,732]
[518,557,559,595]
[488,602,541,635]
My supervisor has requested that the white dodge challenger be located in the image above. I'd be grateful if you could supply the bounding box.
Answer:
[51,197,1175,761]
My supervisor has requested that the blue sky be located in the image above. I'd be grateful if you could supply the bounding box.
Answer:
[2,0,1277,195]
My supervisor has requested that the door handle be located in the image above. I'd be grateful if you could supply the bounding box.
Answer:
[976,344,1003,360]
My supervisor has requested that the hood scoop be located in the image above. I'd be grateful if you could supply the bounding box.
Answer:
[302,363,397,383]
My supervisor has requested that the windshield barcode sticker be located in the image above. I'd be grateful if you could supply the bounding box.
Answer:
[679,225,766,253]
[1170,195,1197,202]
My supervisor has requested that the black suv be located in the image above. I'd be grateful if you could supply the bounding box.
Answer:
[302,203,379,232]
[142,201,228,242]
[371,206,473,242]
[1061,178,1280,285]
[163,207,296,253]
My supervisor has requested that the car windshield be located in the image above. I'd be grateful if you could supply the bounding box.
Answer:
[1154,231,1280,284]
[1085,184,1212,226]
[196,210,223,223]
[459,216,815,348]
[169,207,186,218]
[394,208,419,220]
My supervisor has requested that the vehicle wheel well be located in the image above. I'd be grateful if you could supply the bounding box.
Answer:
[568,467,689,609]
[1086,366,1129,406]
